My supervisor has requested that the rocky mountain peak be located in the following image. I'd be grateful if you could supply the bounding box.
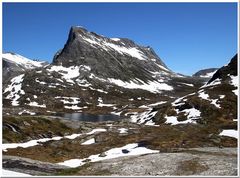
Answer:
[52,26,172,82]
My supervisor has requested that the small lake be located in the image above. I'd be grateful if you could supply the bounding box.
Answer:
[55,113,120,122]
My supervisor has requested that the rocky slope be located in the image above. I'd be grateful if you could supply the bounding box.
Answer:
[2,53,47,85]
[136,54,238,130]
[2,26,203,116]
[2,26,238,176]
[193,68,218,79]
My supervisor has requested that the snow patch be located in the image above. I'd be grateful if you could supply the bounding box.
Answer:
[97,97,115,107]
[3,53,45,69]
[2,128,107,151]
[179,82,194,87]
[81,138,95,145]
[198,91,209,100]
[4,74,25,106]
[80,34,147,61]
[219,129,238,139]
[58,143,159,168]
[28,101,46,108]
[47,65,80,84]
[108,78,173,93]
[118,128,128,134]
[111,38,121,41]
[18,110,36,115]
[35,78,47,85]
[199,70,217,78]
[147,101,167,107]
[2,169,31,176]
[210,99,221,108]
[165,116,194,125]
[64,105,82,110]
[130,109,158,126]
[165,108,201,125]
[230,75,238,95]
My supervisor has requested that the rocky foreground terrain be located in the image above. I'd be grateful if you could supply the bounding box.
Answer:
[2,26,238,176]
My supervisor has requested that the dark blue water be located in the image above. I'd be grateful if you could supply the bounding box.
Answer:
[56,113,120,122]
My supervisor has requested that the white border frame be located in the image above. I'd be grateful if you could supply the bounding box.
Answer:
[0,0,239,177]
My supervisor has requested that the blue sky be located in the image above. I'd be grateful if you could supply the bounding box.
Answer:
[3,3,238,75]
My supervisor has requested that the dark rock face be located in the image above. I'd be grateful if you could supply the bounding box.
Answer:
[193,68,218,78]
[207,54,238,84]
[53,26,172,82]
[1,26,205,115]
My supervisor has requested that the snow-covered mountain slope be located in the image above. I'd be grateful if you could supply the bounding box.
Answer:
[193,68,218,78]
[2,52,48,85]
[53,26,177,82]
[3,52,46,69]
[134,54,237,130]
[2,27,203,115]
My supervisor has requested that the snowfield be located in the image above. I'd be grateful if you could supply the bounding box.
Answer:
[81,138,95,145]
[58,143,159,168]
[80,34,147,61]
[4,74,25,106]
[3,53,45,69]
[107,78,173,93]
[199,70,217,78]
[2,128,107,152]
[230,75,238,95]
[219,129,238,139]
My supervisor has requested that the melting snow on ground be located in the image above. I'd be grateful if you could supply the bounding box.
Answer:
[18,110,36,115]
[58,143,159,168]
[165,116,193,125]
[2,128,106,152]
[81,138,95,145]
[206,78,222,87]
[198,91,209,100]
[4,74,25,106]
[230,75,238,95]
[107,78,173,93]
[118,128,128,134]
[219,129,238,139]
[97,97,115,107]
[111,38,121,41]
[130,109,158,126]
[47,65,82,84]
[3,53,44,69]
[147,101,167,107]
[80,34,147,60]
[198,90,221,108]
[166,96,202,125]
[28,101,46,108]
[165,108,201,125]
[199,71,217,78]
[179,83,194,87]
[2,169,31,176]
[35,78,47,85]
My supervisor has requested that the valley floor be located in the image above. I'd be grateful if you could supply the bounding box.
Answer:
[2,115,238,176]
[2,147,237,176]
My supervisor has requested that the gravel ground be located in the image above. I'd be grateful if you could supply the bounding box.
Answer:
[78,147,238,176]
[2,147,238,176]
